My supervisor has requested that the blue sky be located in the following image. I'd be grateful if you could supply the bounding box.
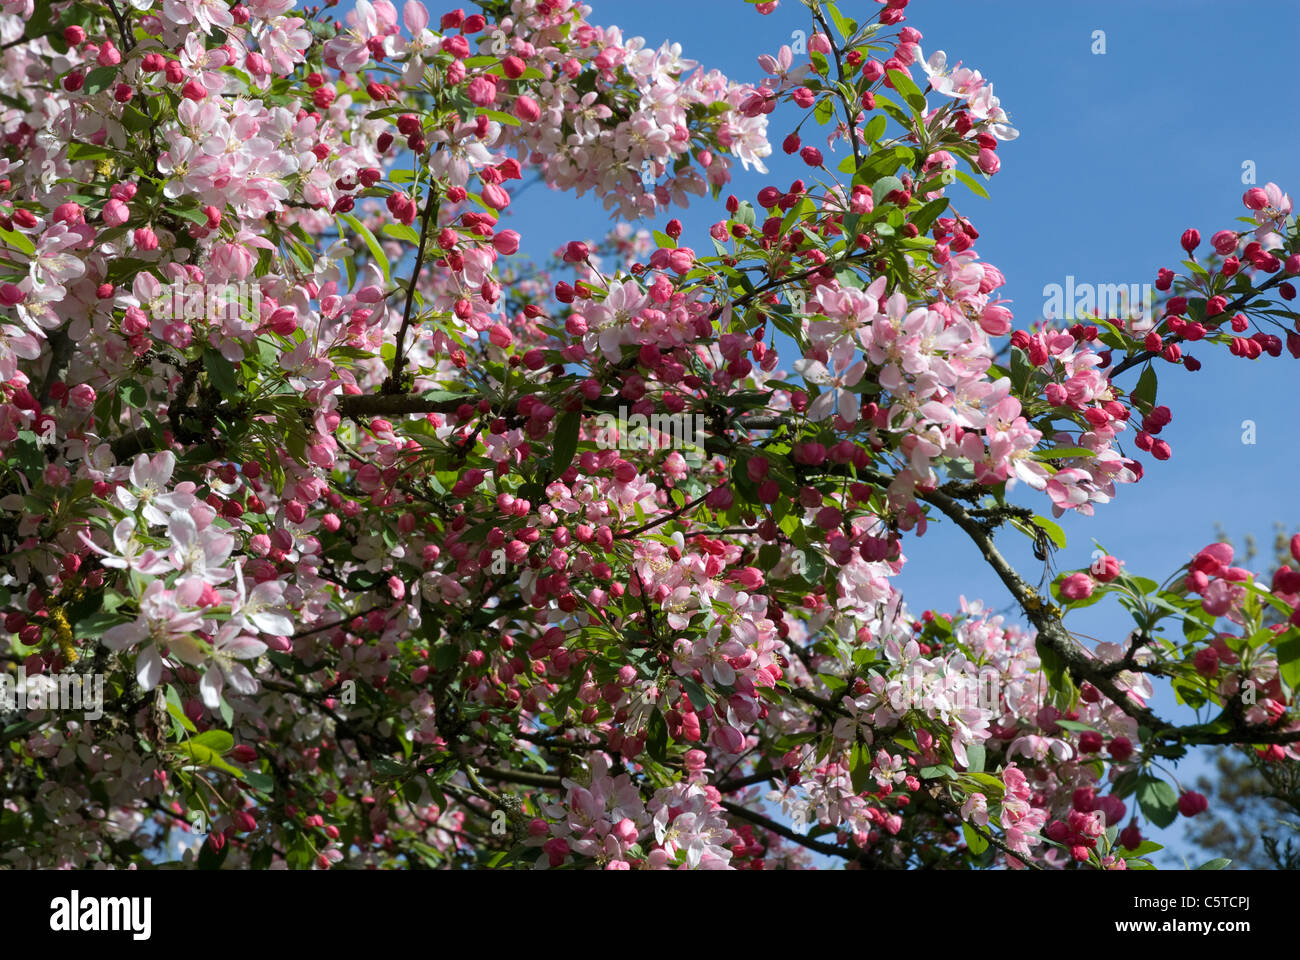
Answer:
[333,0,1300,864]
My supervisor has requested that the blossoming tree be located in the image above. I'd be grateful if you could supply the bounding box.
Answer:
[1,0,1297,870]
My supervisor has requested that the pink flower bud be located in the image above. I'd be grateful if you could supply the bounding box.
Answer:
[97,198,129,227]
[979,304,1012,336]
[466,76,496,106]
[97,41,121,66]
[492,229,520,255]
[1060,572,1094,601]
[513,95,540,122]
[1243,188,1268,210]
[1210,230,1238,255]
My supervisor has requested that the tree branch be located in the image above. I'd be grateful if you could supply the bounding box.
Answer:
[388,168,441,392]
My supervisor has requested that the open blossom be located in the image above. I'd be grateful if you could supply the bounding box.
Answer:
[115,452,197,525]
[161,0,235,35]
[229,570,295,635]
[583,278,650,360]
[322,0,391,72]
[1247,181,1292,249]
[26,224,87,304]
[167,511,235,584]
[961,792,989,827]
[101,580,206,689]
[78,516,172,575]
[648,783,734,869]
[176,620,268,709]
[794,343,866,422]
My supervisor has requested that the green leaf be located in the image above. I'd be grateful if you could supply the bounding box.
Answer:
[961,771,1006,796]
[419,389,475,405]
[1036,639,1068,693]
[81,66,119,95]
[73,609,127,640]
[371,755,409,780]
[1032,515,1067,550]
[962,821,988,856]
[1052,719,1097,733]
[119,380,145,409]
[166,700,197,734]
[475,108,520,127]
[1030,447,1096,461]
[197,836,230,870]
[953,169,989,200]
[67,142,114,163]
[1277,632,1300,694]
[853,146,913,187]
[175,739,242,777]
[886,68,926,114]
[919,764,957,780]
[964,742,985,774]
[871,175,905,208]
[339,212,390,283]
[0,226,34,255]
[203,347,239,397]
[646,708,669,763]
[1117,839,1164,858]
[863,114,887,145]
[121,104,151,133]
[910,197,948,235]
[1136,775,1179,829]
[381,222,421,245]
[191,730,234,754]
[241,770,275,794]
[550,410,580,479]
[849,741,873,793]
[1194,857,1231,870]
[1009,346,1034,393]
[433,645,459,671]
[825,2,855,40]
[1133,364,1158,408]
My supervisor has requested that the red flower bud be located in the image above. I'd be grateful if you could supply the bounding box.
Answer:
[1177,790,1208,817]
[1107,736,1134,762]
[1210,230,1238,256]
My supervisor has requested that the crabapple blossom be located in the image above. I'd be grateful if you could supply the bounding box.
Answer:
[0,0,1294,875]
